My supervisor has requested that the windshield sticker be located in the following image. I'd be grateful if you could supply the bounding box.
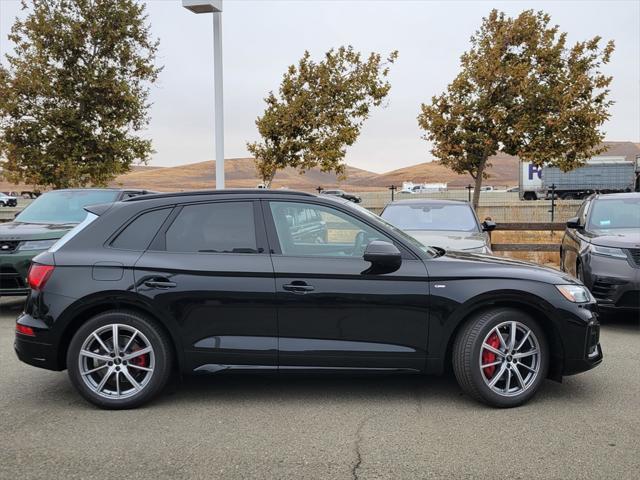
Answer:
[599,220,611,226]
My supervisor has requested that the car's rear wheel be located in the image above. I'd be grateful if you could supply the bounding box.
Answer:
[452,308,548,407]
[0,201,5,207]
[67,311,172,409]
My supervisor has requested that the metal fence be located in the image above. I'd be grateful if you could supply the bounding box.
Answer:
[355,190,582,223]
[490,223,565,252]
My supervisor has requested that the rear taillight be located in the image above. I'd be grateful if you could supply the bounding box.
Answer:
[16,324,36,336]
[27,264,55,290]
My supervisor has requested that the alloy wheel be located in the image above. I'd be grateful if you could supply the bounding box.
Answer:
[78,324,155,399]
[479,321,541,397]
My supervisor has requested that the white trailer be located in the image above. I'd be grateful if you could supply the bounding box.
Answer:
[519,156,640,200]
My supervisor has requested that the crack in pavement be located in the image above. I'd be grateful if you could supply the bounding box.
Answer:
[351,414,376,480]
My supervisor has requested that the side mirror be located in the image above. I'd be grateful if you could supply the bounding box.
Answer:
[566,217,583,230]
[482,220,497,232]
[363,241,402,274]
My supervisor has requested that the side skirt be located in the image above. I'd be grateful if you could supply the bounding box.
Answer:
[193,364,421,375]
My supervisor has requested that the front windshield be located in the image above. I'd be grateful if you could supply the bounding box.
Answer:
[347,202,439,257]
[588,198,640,230]
[381,203,480,232]
[15,190,119,224]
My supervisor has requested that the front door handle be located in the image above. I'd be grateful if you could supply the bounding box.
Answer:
[144,279,177,289]
[283,282,315,294]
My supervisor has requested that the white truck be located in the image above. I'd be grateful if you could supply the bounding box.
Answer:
[519,156,640,200]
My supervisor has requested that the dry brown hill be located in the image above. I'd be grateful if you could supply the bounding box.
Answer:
[352,152,520,188]
[111,157,377,191]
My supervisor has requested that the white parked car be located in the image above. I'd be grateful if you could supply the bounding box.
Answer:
[381,199,496,254]
[0,192,18,207]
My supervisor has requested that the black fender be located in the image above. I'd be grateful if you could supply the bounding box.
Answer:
[425,288,565,379]
[54,290,186,372]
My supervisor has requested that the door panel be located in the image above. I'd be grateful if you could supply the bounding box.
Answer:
[134,200,277,371]
[265,200,430,370]
[135,253,277,369]
[274,256,430,369]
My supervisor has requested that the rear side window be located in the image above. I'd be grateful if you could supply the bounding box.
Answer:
[112,209,171,250]
[165,202,258,254]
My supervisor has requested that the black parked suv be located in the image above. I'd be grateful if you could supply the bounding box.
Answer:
[15,190,602,409]
[561,192,640,312]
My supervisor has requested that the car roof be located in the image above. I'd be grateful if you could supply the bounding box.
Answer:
[386,198,470,206]
[123,189,316,202]
[43,188,152,193]
[589,192,640,201]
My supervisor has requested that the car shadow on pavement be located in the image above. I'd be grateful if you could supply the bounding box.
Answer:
[156,372,475,409]
[151,371,597,411]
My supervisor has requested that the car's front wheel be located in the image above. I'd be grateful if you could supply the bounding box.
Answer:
[67,311,173,409]
[452,308,548,407]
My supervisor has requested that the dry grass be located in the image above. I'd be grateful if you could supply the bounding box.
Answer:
[491,230,562,268]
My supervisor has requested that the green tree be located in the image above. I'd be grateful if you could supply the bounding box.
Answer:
[0,0,161,189]
[417,9,614,208]
[248,46,398,188]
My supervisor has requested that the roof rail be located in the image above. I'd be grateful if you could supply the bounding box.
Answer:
[123,189,316,202]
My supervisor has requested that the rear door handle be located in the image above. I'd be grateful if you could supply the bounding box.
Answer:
[144,279,176,289]
[283,282,315,294]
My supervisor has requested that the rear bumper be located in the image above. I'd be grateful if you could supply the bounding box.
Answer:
[14,313,62,371]
[14,335,61,370]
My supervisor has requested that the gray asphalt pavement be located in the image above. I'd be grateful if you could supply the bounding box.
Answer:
[1,296,638,480]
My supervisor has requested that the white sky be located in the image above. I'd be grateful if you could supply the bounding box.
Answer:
[1,0,639,173]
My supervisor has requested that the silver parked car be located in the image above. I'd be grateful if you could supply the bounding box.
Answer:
[380,199,496,253]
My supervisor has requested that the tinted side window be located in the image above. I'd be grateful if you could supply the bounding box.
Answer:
[269,201,393,257]
[112,208,171,250]
[165,202,257,254]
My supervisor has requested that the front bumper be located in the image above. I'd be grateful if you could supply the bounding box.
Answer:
[0,251,36,295]
[582,253,640,311]
[563,319,603,375]
[556,300,603,377]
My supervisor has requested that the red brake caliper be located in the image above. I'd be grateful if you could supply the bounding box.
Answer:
[130,345,149,368]
[482,333,501,378]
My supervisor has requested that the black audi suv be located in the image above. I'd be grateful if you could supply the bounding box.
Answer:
[15,190,602,409]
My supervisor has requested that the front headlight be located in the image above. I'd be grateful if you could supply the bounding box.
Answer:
[590,245,627,259]
[17,239,58,251]
[556,284,592,303]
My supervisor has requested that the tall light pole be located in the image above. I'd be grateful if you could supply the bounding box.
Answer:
[182,0,225,189]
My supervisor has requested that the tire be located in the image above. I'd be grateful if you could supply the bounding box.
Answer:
[0,201,5,207]
[452,308,549,408]
[67,310,173,409]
